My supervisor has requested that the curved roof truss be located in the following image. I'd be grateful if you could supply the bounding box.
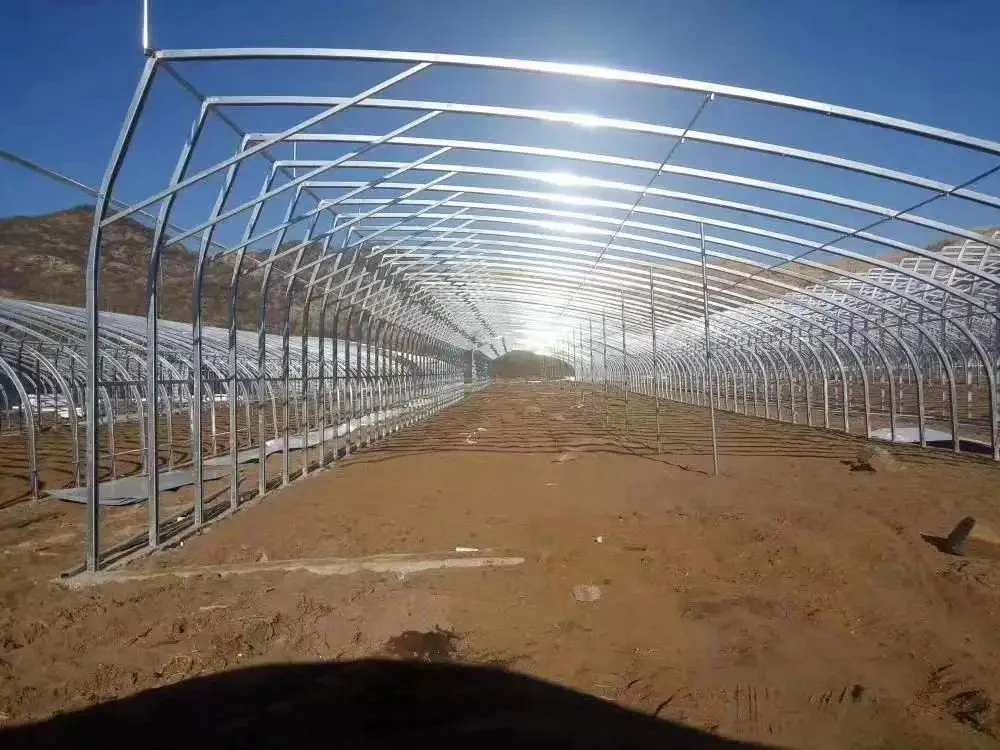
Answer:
[81,49,1000,454]
[4,46,996,566]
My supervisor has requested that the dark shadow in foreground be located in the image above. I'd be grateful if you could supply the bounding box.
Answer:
[1,659,772,749]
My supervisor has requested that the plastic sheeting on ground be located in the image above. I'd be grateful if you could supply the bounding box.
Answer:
[47,466,232,506]
[47,387,468,505]
[868,426,992,452]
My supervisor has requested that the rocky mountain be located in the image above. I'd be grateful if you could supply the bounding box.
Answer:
[2,207,992,343]
[0,206,342,335]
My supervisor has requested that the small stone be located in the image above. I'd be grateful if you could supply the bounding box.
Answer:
[554,451,578,464]
[857,445,877,462]
[256,551,269,563]
[571,584,601,603]
[948,689,992,728]
[855,445,901,473]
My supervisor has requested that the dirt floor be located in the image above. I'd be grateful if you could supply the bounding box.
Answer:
[2,381,1000,747]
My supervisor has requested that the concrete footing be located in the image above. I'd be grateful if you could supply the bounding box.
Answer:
[58,552,525,589]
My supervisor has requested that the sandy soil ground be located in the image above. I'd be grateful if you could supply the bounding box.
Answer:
[1,381,1000,748]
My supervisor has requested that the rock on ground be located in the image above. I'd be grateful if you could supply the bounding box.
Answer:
[571,584,601,602]
[856,445,901,473]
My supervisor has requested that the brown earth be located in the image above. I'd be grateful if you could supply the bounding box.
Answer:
[1,382,1000,748]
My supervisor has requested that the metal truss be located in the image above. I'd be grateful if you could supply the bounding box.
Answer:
[2,48,997,571]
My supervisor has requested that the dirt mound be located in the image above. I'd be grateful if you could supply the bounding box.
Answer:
[489,350,572,379]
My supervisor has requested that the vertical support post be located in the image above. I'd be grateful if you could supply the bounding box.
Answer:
[621,290,628,435]
[589,317,594,411]
[377,323,386,439]
[649,266,661,454]
[602,310,608,427]
[143,323,160,546]
[588,318,594,384]
[571,329,577,385]
[191,267,207,528]
[86,57,157,571]
[316,301,328,466]
[141,0,151,54]
[364,314,373,447]
[34,358,41,433]
[281,312,292,487]
[700,222,719,476]
[357,312,365,446]
[343,312,354,456]
[357,312,364,445]
[333,307,343,458]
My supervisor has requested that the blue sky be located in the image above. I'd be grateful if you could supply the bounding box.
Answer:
[2,0,999,256]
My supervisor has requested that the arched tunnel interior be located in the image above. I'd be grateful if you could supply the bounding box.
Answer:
[1,46,1000,747]
[1,49,996,570]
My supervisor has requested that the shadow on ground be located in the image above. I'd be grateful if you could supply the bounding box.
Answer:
[2,660,769,749]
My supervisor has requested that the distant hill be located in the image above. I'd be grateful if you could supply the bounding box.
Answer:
[2,207,994,338]
[0,206,333,335]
